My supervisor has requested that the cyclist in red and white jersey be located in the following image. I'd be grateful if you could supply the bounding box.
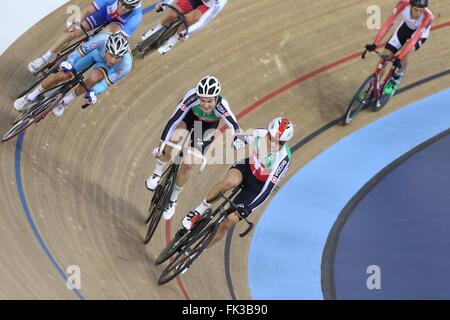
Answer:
[365,0,434,95]
[181,118,294,249]
[141,0,227,54]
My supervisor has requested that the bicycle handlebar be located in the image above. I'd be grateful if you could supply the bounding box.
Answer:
[362,49,395,62]
[160,141,208,172]
[219,192,254,238]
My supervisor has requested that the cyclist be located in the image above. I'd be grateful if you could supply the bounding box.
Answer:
[146,75,245,220]
[28,0,142,73]
[364,0,433,95]
[140,0,227,54]
[181,117,294,248]
[14,32,133,117]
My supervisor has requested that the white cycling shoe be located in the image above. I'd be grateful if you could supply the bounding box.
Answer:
[28,57,46,74]
[14,96,33,112]
[182,211,201,230]
[163,201,177,220]
[52,102,68,117]
[157,36,178,55]
[145,174,161,191]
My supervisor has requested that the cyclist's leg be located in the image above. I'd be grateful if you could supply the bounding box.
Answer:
[183,6,208,28]
[146,121,188,191]
[49,20,92,55]
[198,168,244,214]
[28,21,92,74]
[14,69,72,111]
[142,1,186,40]
[209,212,240,247]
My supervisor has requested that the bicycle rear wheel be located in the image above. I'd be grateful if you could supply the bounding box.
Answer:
[158,224,217,285]
[343,75,375,125]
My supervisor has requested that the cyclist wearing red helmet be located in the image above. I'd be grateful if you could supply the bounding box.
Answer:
[365,0,434,95]
[180,117,294,248]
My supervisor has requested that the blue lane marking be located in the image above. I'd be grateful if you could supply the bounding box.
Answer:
[15,133,85,300]
[248,88,450,299]
[12,2,159,300]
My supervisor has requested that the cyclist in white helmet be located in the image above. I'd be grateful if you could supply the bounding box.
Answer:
[15,32,133,117]
[28,0,142,73]
[146,75,245,221]
[175,117,293,274]
[141,0,227,54]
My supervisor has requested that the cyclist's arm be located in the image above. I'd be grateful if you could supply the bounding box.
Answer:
[246,153,291,214]
[187,0,226,34]
[89,56,133,95]
[217,99,240,135]
[373,0,408,46]
[398,12,434,60]
[160,89,197,143]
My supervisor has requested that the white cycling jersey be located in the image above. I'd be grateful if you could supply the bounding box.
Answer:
[396,5,431,37]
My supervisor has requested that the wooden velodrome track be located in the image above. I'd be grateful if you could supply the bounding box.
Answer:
[0,0,449,299]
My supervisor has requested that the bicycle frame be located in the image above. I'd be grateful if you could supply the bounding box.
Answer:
[363,49,398,107]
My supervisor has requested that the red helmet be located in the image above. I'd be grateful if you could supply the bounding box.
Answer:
[268,117,294,142]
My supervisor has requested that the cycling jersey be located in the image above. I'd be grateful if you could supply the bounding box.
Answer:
[231,129,291,215]
[66,33,133,96]
[88,0,143,37]
[160,87,240,143]
[162,0,227,34]
[373,0,434,60]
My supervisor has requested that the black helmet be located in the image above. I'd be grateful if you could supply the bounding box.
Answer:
[410,0,428,8]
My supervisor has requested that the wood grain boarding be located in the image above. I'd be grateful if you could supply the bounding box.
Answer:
[0,0,449,299]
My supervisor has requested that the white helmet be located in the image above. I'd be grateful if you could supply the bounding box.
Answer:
[196,76,221,98]
[106,32,130,57]
[120,0,141,8]
[268,117,294,142]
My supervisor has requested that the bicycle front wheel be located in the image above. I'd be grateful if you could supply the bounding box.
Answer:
[158,224,217,285]
[143,172,176,245]
[343,75,375,125]
[3,94,62,142]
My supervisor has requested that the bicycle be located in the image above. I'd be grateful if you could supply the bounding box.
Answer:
[17,22,107,99]
[143,132,207,245]
[132,3,189,58]
[2,70,91,142]
[343,49,406,125]
[157,189,254,285]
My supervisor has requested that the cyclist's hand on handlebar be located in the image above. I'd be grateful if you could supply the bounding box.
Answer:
[236,204,250,218]
[232,136,246,150]
[365,44,377,52]
[60,61,75,74]
[393,58,402,69]
[84,91,97,105]
[179,31,189,41]
[152,146,164,159]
